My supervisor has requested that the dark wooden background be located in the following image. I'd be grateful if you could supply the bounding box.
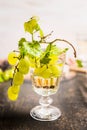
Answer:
[0,73,87,130]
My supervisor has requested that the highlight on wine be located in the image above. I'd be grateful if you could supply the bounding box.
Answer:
[7,16,76,101]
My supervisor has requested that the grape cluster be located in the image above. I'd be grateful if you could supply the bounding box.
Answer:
[7,51,30,101]
[7,16,71,101]
[34,63,63,79]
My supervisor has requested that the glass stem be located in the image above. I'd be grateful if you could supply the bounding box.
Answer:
[39,96,53,108]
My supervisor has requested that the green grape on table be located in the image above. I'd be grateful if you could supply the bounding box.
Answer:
[3,69,13,81]
[13,71,24,86]
[18,56,30,74]
[7,86,19,101]
[3,71,10,81]
[0,68,14,82]
[0,76,4,83]
[0,69,4,82]
[8,51,20,65]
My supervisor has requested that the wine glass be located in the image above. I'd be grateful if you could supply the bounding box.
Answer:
[30,50,66,121]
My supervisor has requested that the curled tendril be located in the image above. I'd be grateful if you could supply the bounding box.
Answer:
[39,31,76,58]
[40,38,76,58]
[50,39,76,58]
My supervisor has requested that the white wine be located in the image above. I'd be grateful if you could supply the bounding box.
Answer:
[32,76,61,96]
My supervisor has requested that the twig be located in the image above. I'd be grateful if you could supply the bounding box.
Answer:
[45,39,77,58]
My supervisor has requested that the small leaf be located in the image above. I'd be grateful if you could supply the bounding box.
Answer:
[39,29,44,37]
[18,39,42,57]
[18,38,26,47]
[76,59,83,67]
[24,18,40,34]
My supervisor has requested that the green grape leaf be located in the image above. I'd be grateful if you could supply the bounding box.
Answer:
[18,39,42,57]
[46,44,68,55]
[28,41,42,57]
[40,44,68,65]
[18,38,27,56]
[39,29,44,37]
[46,44,58,55]
[24,17,44,38]
[18,38,26,47]
[40,44,58,65]
[76,59,83,67]
[40,53,51,64]
[63,48,68,52]
[24,18,40,34]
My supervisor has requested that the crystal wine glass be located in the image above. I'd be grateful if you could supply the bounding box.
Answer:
[30,50,66,121]
[7,16,76,121]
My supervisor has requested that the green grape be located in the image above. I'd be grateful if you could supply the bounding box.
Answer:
[0,69,4,82]
[8,51,20,65]
[41,68,51,78]
[18,56,30,74]
[7,86,18,101]
[29,57,36,68]
[29,57,40,68]
[3,69,14,81]
[34,65,51,78]
[34,68,40,75]
[3,71,10,81]
[13,72,24,85]
[8,69,14,78]
[11,85,20,93]
[49,65,62,77]
[0,76,4,83]
[34,65,46,76]
[49,55,58,64]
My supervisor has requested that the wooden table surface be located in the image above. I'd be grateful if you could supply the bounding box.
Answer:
[0,73,87,130]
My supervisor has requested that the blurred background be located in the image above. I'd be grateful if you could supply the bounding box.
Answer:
[0,0,87,59]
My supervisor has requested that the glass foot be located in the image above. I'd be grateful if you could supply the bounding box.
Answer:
[30,105,61,121]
